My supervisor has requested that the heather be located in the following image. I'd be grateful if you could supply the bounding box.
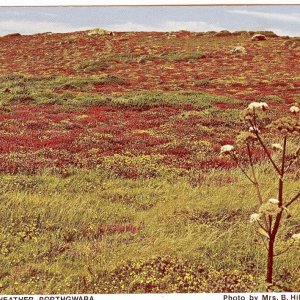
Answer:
[0,29,299,293]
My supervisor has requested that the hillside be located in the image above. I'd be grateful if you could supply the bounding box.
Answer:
[0,30,299,102]
[0,29,299,294]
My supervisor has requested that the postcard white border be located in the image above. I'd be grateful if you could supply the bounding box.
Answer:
[0,0,299,6]
[0,1,298,299]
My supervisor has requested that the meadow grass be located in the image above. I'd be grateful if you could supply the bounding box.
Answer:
[0,164,299,293]
[0,74,238,107]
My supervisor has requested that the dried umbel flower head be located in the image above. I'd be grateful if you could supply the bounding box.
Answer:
[292,233,300,240]
[268,117,300,135]
[248,102,268,111]
[220,144,234,155]
[250,213,261,223]
[236,132,257,146]
[271,143,283,151]
[241,109,254,121]
[268,198,280,205]
[290,105,300,114]
[241,102,269,121]
[249,126,260,133]
[259,201,281,216]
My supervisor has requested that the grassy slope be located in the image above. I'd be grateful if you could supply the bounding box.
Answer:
[0,30,299,293]
[0,166,299,293]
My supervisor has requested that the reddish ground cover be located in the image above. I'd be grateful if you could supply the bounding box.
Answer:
[0,104,242,174]
[0,31,299,102]
[0,30,298,176]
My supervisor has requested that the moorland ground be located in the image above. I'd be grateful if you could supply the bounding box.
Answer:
[0,29,299,293]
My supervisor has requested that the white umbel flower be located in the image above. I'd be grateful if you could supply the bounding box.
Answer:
[220,145,234,154]
[290,106,299,114]
[250,213,261,223]
[248,102,268,111]
[230,46,247,54]
[260,102,268,110]
[268,198,280,205]
[249,126,260,133]
[292,233,300,240]
[271,143,283,151]
[248,102,261,110]
[259,201,281,216]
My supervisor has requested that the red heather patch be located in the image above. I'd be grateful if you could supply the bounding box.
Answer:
[198,157,237,170]
[0,33,299,103]
[0,32,297,176]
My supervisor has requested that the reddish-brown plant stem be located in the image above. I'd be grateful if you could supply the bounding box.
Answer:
[285,191,300,208]
[266,135,287,284]
[249,120,281,175]
[246,142,270,231]
[266,238,275,284]
[274,239,295,257]
[246,142,263,204]
[229,152,256,184]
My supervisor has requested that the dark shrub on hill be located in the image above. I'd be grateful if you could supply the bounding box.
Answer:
[3,33,21,38]
[214,30,232,37]
[232,31,250,37]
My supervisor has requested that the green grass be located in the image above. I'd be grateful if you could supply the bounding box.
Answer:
[0,74,239,107]
[0,165,299,293]
[75,60,110,72]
